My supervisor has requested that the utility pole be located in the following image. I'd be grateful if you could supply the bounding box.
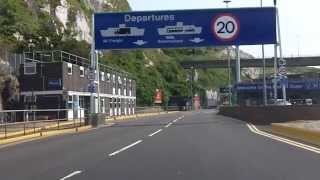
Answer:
[261,0,267,106]
[90,14,96,114]
[223,0,232,106]
[235,46,241,83]
[96,50,101,113]
[190,66,194,110]
[276,6,287,102]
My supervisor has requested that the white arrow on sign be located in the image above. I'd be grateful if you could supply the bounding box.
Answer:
[133,40,147,46]
[190,38,204,43]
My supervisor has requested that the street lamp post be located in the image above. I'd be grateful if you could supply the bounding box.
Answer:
[223,0,232,106]
[190,66,194,110]
[261,0,268,106]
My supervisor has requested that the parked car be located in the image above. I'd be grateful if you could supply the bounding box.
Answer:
[269,99,292,106]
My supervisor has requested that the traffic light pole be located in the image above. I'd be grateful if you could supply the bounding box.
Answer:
[90,14,96,114]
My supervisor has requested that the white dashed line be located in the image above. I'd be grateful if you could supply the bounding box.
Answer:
[109,140,143,157]
[247,123,320,154]
[60,171,82,180]
[148,129,163,137]
[165,122,173,128]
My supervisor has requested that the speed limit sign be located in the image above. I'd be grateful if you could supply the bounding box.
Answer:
[212,14,240,41]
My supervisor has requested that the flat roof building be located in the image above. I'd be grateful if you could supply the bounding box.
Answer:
[16,50,136,120]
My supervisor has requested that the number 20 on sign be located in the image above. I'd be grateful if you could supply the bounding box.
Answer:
[212,13,240,42]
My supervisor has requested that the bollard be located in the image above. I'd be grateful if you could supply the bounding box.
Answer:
[73,117,77,132]
[79,110,82,127]
[40,127,43,136]
[23,122,26,136]
[33,121,36,133]
[4,119,7,139]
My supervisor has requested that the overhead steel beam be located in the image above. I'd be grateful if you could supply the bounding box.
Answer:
[180,56,320,69]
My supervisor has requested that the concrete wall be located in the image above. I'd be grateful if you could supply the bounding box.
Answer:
[218,105,320,125]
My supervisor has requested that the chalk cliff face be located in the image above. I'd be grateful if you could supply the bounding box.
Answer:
[19,0,131,44]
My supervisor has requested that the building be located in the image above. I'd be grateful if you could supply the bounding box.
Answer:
[234,73,320,106]
[16,50,136,119]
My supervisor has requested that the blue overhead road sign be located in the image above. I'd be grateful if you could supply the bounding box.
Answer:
[94,7,277,50]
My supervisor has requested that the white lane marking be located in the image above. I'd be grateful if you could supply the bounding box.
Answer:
[165,122,173,128]
[173,119,178,123]
[148,129,163,137]
[108,140,143,157]
[60,171,82,180]
[249,124,320,152]
[100,123,115,128]
[247,123,320,154]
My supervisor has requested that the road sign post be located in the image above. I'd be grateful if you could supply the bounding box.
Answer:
[90,14,96,114]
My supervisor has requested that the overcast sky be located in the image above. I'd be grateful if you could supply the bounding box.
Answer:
[127,0,320,58]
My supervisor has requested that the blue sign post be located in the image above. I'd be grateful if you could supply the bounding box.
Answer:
[94,7,277,50]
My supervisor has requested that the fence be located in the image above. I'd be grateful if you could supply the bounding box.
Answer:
[0,106,183,139]
[135,106,183,114]
[0,109,86,139]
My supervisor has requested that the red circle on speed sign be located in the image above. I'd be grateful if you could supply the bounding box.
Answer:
[212,13,240,42]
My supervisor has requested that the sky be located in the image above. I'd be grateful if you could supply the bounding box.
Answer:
[127,0,320,58]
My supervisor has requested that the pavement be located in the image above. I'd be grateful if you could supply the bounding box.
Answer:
[277,120,320,131]
[272,120,320,146]
[0,109,319,180]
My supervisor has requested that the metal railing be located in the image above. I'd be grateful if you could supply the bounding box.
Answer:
[0,106,183,139]
[135,106,186,114]
[0,109,86,139]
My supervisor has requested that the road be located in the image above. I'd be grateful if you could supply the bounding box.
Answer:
[0,110,319,180]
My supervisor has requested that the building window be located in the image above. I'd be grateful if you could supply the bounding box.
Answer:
[101,98,105,113]
[80,66,84,77]
[101,72,105,81]
[129,79,132,87]
[118,76,122,84]
[106,73,111,82]
[79,96,85,108]
[24,95,36,104]
[112,74,116,83]
[67,63,72,75]
[24,62,37,75]
[67,95,73,109]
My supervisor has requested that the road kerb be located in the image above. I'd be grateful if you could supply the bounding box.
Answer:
[105,111,179,123]
[271,123,320,147]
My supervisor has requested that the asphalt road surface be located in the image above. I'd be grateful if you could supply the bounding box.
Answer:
[0,110,319,180]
